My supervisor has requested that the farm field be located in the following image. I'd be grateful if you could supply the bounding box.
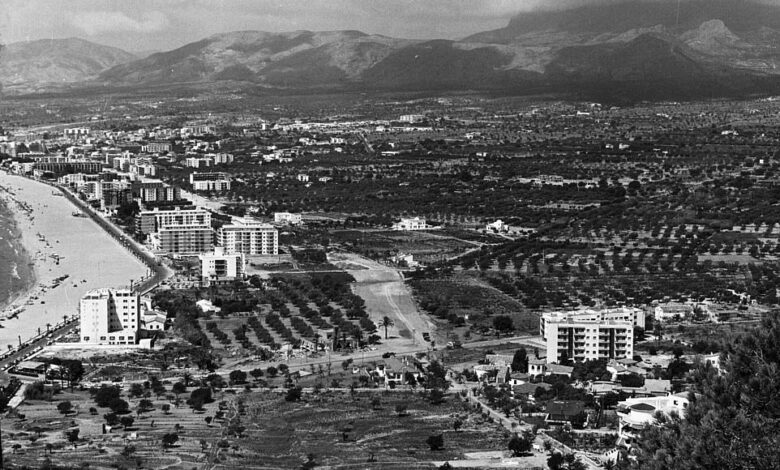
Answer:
[330,230,478,263]
[409,272,541,338]
[2,387,517,470]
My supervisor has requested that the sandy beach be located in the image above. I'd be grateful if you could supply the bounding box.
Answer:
[0,173,148,351]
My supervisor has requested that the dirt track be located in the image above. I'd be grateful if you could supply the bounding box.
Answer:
[330,253,435,347]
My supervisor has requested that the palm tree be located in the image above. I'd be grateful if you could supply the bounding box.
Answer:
[381,316,394,340]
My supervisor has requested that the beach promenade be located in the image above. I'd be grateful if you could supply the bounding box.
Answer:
[0,173,150,351]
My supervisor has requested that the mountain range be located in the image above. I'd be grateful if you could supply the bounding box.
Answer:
[2,0,780,100]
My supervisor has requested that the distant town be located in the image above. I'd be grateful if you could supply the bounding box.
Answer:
[0,88,777,470]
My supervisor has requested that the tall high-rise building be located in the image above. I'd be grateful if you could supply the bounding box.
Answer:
[218,217,278,255]
[541,308,642,364]
[80,288,140,345]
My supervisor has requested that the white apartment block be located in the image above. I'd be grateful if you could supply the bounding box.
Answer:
[199,247,245,282]
[190,172,231,191]
[137,206,211,235]
[218,217,278,256]
[399,114,425,123]
[185,157,213,168]
[274,212,302,225]
[393,217,428,231]
[541,308,642,364]
[80,288,140,345]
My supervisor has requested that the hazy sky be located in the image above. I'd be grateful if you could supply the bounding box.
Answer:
[0,0,531,53]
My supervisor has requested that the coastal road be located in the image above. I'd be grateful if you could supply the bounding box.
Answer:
[0,318,79,373]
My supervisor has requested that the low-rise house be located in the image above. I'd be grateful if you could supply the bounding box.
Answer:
[546,364,574,377]
[513,382,550,401]
[393,217,428,231]
[616,394,689,448]
[141,310,167,331]
[545,400,586,425]
[528,357,547,376]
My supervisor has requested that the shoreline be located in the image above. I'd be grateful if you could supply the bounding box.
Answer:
[0,197,37,315]
[0,173,149,350]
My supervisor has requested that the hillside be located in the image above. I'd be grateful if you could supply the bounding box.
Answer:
[0,38,136,93]
[4,0,780,100]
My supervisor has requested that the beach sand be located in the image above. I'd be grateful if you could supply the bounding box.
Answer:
[0,173,148,351]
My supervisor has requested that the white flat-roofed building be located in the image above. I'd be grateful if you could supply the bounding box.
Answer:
[199,247,245,283]
[218,217,278,255]
[137,206,211,235]
[80,288,140,346]
[393,217,428,231]
[274,212,302,225]
[399,114,425,123]
[190,171,231,191]
[541,308,642,364]
[617,394,689,448]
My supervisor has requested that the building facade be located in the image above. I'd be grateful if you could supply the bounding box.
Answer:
[542,308,641,364]
[274,212,302,225]
[80,288,140,345]
[218,217,278,255]
[199,247,245,283]
[190,172,231,191]
[137,206,211,235]
[157,226,214,255]
[393,217,428,231]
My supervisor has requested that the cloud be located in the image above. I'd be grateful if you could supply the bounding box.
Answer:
[70,10,169,35]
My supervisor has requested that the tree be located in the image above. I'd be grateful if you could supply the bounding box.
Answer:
[249,368,264,380]
[229,369,247,385]
[493,316,513,336]
[267,366,278,378]
[162,433,179,450]
[172,381,187,396]
[188,388,213,411]
[632,314,780,470]
[426,434,444,451]
[285,386,303,402]
[108,398,129,414]
[395,403,408,417]
[508,430,534,456]
[93,385,121,407]
[129,383,145,398]
[65,428,79,449]
[57,401,73,415]
[120,416,134,429]
[511,348,528,373]
[429,388,445,405]
[452,418,463,432]
[381,316,394,339]
[104,413,120,426]
[138,399,154,412]
[161,403,171,414]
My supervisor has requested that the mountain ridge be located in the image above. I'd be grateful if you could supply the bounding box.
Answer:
[4,0,780,100]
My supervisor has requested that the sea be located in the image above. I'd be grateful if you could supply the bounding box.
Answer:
[0,196,36,312]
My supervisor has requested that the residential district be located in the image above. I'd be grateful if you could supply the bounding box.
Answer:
[0,94,777,469]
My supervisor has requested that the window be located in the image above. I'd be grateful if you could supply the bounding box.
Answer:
[100,336,106,340]
[109,336,115,340]
[83,336,90,341]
